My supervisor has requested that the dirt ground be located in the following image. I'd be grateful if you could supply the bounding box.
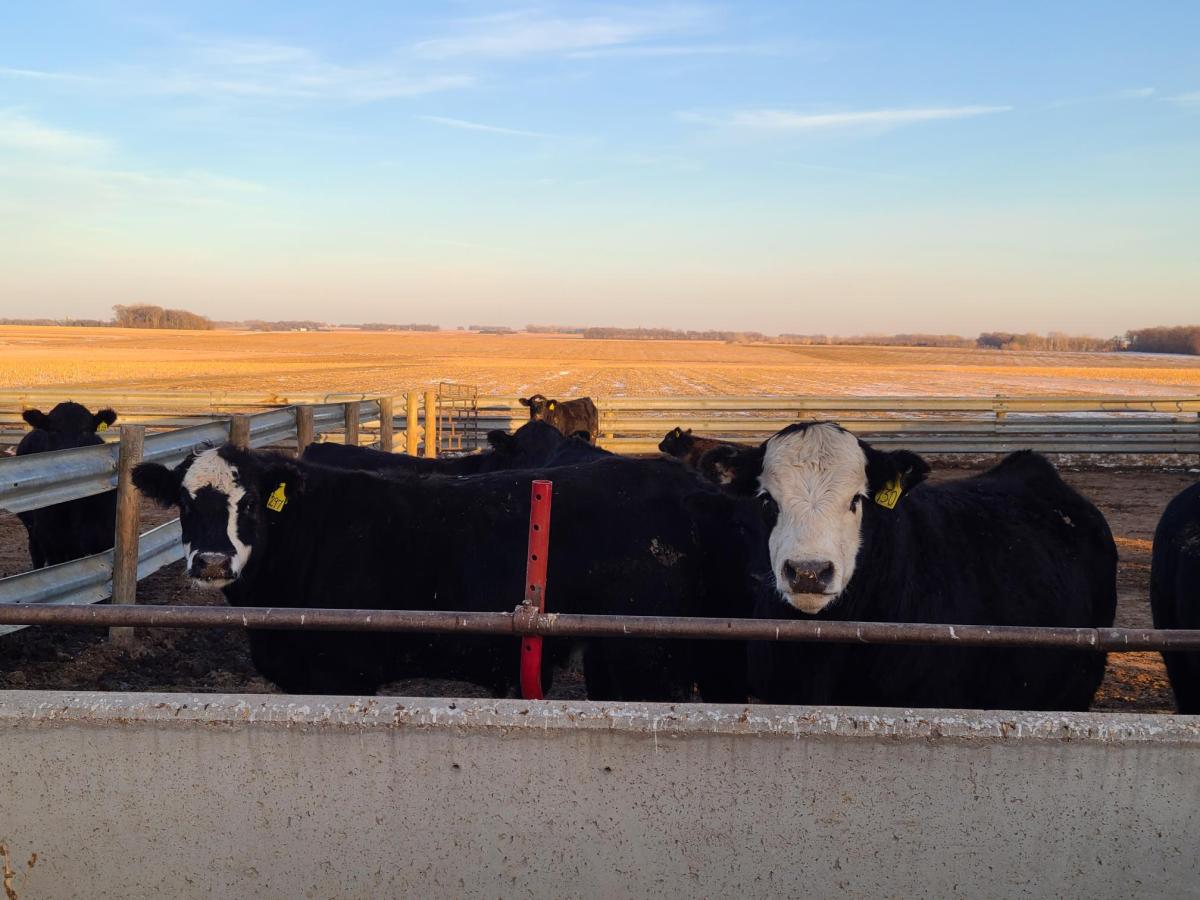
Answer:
[4,325,1200,398]
[0,465,1193,711]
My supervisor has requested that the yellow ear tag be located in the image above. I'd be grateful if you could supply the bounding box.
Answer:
[266,482,288,513]
[548,401,556,410]
[97,422,108,432]
[874,477,902,510]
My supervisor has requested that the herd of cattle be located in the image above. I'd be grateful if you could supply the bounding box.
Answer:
[9,398,1200,713]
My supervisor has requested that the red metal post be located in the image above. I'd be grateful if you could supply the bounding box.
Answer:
[520,479,553,699]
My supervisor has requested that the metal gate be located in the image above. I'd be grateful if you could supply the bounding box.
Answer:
[435,382,479,454]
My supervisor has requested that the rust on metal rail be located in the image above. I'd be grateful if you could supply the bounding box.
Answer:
[2,603,1200,652]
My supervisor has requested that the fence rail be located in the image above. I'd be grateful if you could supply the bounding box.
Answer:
[0,603,1198,652]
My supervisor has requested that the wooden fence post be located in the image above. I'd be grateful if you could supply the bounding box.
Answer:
[423,390,438,459]
[406,393,420,456]
[378,397,394,452]
[229,414,251,449]
[295,405,315,456]
[110,424,145,645]
[343,402,361,448]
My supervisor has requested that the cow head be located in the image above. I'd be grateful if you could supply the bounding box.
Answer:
[519,394,558,421]
[133,445,303,588]
[705,422,928,613]
[658,427,694,458]
[21,402,118,450]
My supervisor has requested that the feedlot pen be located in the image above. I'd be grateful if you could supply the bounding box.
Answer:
[0,393,1198,898]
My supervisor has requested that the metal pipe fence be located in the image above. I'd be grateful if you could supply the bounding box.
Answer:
[0,603,1197,652]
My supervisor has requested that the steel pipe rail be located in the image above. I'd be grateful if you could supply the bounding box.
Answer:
[2,603,1199,652]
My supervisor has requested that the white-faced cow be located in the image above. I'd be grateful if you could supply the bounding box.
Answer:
[302,420,607,476]
[705,422,1117,711]
[133,445,750,700]
[15,402,119,568]
[519,394,599,444]
[1151,480,1200,713]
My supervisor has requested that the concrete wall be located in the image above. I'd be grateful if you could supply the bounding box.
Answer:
[0,691,1197,899]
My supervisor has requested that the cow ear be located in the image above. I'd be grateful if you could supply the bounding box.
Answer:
[259,458,306,501]
[671,427,682,438]
[93,409,118,431]
[487,430,515,451]
[518,397,531,407]
[22,409,49,429]
[133,462,184,507]
[700,444,764,493]
[864,445,930,496]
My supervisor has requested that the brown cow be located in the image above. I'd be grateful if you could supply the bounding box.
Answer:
[518,394,599,444]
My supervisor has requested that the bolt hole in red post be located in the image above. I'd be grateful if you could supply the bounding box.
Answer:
[521,480,553,699]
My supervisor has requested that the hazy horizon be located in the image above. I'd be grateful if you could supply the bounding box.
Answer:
[2,2,1197,334]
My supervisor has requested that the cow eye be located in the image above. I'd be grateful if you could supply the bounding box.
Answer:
[849,495,862,512]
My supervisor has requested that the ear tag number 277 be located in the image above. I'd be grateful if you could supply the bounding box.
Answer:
[874,477,903,510]
[266,483,288,513]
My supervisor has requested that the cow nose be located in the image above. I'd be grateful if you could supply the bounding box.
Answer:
[782,559,834,594]
[191,552,233,581]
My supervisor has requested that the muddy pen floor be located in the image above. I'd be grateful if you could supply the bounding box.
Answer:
[0,466,1195,711]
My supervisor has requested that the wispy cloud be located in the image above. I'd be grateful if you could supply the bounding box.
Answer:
[568,42,764,60]
[1169,91,1200,108]
[0,66,98,85]
[0,37,474,103]
[0,159,265,218]
[1115,87,1156,99]
[1047,87,1157,108]
[681,105,1011,135]
[414,7,711,59]
[0,109,110,156]
[419,115,559,139]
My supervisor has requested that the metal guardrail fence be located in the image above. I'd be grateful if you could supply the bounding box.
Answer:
[4,392,1200,455]
[0,400,385,633]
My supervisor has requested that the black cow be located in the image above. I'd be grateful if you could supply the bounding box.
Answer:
[1151,480,1200,713]
[302,420,608,475]
[15,402,119,568]
[132,445,749,701]
[659,427,748,475]
[706,422,1117,711]
[519,394,599,444]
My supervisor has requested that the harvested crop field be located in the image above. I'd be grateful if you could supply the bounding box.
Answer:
[0,466,1193,712]
[3,326,1200,398]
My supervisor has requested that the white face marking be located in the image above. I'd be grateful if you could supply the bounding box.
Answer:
[181,450,251,584]
[758,425,868,613]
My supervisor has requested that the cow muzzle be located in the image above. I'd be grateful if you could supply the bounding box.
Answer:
[189,551,235,585]
[781,559,835,595]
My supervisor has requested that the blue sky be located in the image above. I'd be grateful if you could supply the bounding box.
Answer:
[1,2,1197,334]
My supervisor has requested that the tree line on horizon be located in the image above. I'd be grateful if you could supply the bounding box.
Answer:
[1,309,1198,356]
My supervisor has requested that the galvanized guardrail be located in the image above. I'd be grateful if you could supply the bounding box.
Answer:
[5,392,1200,455]
[0,401,381,514]
[0,400,386,634]
[472,396,1200,454]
